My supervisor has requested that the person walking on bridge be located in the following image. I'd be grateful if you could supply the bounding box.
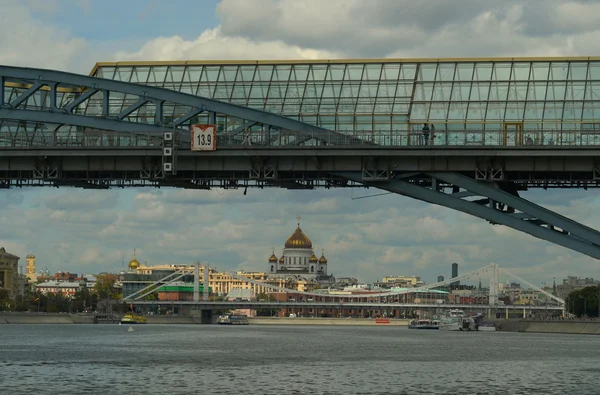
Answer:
[422,123,430,145]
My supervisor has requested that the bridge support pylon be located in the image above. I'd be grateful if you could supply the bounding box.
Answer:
[336,171,600,260]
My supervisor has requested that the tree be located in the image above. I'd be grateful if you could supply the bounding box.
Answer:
[94,274,118,299]
[566,285,600,317]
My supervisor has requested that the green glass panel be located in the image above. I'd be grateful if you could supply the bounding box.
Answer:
[400,64,417,80]
[292,66,309,81]
[247,99,266,110]
[197,85,212,97]
[488,83,508,101]
[455,63,474,81]
[356,102,375,113]
[345,65,364,80]
[543,101,563,120]
[274,66,291,82]
[283,102,301,114]
[429,102,449,120]
[310,66,327,81]
[331,83,341,98]
[547,82,566,100]
[524,102,544,120]
[550,63,568,80]
[318,115,336,127]
[511,63,531,80]
[414,83,433,101]
[339,84,356,98]
[185,66,202,82]
[267,85,283,99]
[565,82,585,100]
[132,67,150,83]
[396,83,412,97]
[436,64,455,81]
[328,65,345,80]
[531,63,550,80]
[492,63,511,80]
[569,62,588,80]
[393,102,410,114]
[364,64,382,80]
[382,64,401,80]
[285,84,304,100]
[202,67,220,82]
[467,102,486,120]
[589,63,600,79]
[337,115,354,127]
[322,84,335,98]
[564,102,583,120]
[474,63,492,80]
[339,98,355,113]
[180,84,194,95]
[451,83,471,101]
[355,115,373,127]
[411,103,429,119]
[583,102,600,120]
[527,82,547,101]
[97,67,115,78]
[507,83,527,100]
[377,83,396,98]
[304,84,321,100]
[432,83,452,101]
[169,67,185,83]
[238,66,255,82]
[588,82,600,100]
[359,84,378,98]
[213,85,231,100]
[231,86,247,99]
[418,64,437,81]
[257,66,273,81]
[373,115,391,127]
[374,100,393,113]
[248,85,265,99]
[470,83,489,100]
[486,102,505,120]
[115,67,132,82]
[505,102,525,120]
[319,101,337,113]
[447,102,467,120]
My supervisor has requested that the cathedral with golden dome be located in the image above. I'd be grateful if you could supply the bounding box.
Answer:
[267,217,334,286]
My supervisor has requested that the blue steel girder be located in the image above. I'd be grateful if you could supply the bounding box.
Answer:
[0,65,343,143]
[336,171,600,260]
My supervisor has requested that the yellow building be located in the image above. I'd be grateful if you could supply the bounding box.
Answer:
[25,254,37,283]
[0,247,20,300]
[381,276,424,286]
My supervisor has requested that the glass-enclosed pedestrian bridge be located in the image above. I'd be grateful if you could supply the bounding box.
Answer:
[1,128,599,149]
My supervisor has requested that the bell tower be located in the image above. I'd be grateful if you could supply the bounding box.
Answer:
[26,254,37,282]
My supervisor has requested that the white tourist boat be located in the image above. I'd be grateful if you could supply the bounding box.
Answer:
[408,319,440,330]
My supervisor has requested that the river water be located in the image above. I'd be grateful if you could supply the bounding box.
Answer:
[0,324,598,394]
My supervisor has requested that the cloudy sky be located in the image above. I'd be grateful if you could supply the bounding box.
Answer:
[2,0,600,285]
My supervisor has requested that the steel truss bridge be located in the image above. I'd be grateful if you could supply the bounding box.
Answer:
[2,65,600,259]
[124,263,564,313]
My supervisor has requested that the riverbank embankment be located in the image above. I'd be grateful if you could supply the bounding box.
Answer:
[496,320,600,335]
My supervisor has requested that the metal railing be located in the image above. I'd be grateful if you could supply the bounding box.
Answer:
[1,129,600,149]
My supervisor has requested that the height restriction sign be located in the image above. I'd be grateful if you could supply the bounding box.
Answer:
[190,124,217,151]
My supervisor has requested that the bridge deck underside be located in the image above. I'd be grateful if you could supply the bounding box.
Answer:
[0,150,599,189]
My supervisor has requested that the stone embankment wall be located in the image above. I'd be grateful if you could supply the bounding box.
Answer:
[0,313,95,324]
[496,320,600,335]
[249,317,410,326]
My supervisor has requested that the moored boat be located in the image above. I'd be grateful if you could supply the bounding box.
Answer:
[121,313,147,324]
[217,314,249,325]
[408,319,440,330]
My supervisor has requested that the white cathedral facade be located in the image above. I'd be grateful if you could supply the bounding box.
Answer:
[267,217,334,286]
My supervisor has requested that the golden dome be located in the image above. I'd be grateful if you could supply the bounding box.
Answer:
[128,249,140,270]
[279,255,285,264]
[319,249,328,264]
[309,253,318,263]
[284,216,312,249]
[268,247,278,262]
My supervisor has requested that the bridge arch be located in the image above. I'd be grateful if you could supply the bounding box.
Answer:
[0,65,338,141]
